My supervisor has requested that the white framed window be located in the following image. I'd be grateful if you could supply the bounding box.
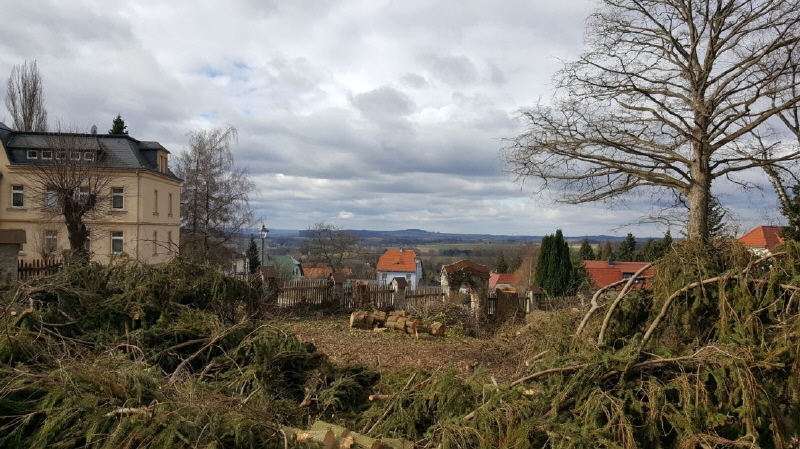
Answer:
[44,230,57,255]
[26,150,38,159]
[77,186,90,205]
[111,231,124,254]
[83,151,95,161]
[55,151,66,160]
[11,185,23,208]
[70,151,81,161]
[111,188,124,210]
[41,150,52,160]
[45,188,58,209]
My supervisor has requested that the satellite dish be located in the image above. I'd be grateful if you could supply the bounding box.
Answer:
[90,125,97,134]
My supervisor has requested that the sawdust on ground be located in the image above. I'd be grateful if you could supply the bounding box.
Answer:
[290,311,563,382]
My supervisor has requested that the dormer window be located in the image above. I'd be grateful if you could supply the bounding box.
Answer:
[70,152,81,161]
[26,150,38,159]
[55,151,66,160]
[41,150,52,160]
[83,151,95,161]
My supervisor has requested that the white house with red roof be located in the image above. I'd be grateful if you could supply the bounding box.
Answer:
[376,248,423,288]
[738,225,785,256]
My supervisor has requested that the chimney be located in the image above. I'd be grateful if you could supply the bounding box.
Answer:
[607,257,614,266]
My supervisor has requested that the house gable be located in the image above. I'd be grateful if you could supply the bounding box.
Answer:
[738,226,785,253]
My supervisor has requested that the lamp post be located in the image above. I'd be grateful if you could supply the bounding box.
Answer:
[259,225,269,268]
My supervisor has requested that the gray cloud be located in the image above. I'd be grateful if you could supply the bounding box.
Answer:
[0,0,778,238]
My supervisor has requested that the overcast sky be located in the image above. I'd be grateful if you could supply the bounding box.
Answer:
[0,0,787,238]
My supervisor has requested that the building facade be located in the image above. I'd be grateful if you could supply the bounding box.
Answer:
[0,122,181,264]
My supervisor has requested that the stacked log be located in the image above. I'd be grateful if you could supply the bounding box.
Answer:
[349,310,446,337]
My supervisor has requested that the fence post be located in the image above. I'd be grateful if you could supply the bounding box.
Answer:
[393,282,407,309]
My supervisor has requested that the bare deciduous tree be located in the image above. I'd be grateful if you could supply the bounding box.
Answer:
[29,127,113,263]
[302,222,358,273]
[5,60,48,132]
[503,0,800,242]
[175,125,254,264]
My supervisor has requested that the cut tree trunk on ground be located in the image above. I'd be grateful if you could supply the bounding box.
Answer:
[348,311,446,337]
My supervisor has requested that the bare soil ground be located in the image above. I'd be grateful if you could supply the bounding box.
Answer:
[289,311,565,382]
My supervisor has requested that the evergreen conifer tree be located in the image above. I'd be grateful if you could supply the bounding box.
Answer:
[579,237,595,260]
[535,229,574,296]
[109,113,128,134]
[708,196,728,237]
[246,236,260,273]
[614,233,637,261]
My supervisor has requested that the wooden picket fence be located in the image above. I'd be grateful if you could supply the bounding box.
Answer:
[277,279,332,307]
[268,278,446,311]
[18,258,62,281]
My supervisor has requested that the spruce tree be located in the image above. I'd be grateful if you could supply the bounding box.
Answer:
[708,196,728,237]
[246,236,260,273]
[109,113,128,134]
[579,237,595,260]
[614,233,637,261]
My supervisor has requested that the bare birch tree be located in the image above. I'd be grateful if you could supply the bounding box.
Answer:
[28,127,113,263]
[302,222,358,273]
[5,59,48,132]
[175,125,255,264]
[503,0,800,242]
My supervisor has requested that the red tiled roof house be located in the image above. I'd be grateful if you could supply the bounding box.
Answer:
[738,225,785,256]
[583,259,654,290]
[376,248,423,289]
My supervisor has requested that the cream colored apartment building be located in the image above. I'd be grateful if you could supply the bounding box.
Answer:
[0,122,181,264]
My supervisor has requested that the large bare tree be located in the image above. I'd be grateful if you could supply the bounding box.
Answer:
[29,128,113,263]
[301,222,358,273]
[175,125,254,264]
[5,60,48,132]
[503,0,800,241]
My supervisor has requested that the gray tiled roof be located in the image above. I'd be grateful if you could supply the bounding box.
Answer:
[0,124,180,180]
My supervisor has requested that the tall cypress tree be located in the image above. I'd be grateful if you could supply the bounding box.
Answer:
[245,236,260,273]
[535,229,574,296]
[534,235,553,290]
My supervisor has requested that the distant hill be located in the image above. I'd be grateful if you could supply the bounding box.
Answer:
[250,228,634,246]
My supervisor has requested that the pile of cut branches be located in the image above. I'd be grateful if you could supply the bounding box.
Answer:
[346,239,800,448]
[0,259,378,448]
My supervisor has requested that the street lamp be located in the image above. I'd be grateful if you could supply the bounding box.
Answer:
[259,225,269,268]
